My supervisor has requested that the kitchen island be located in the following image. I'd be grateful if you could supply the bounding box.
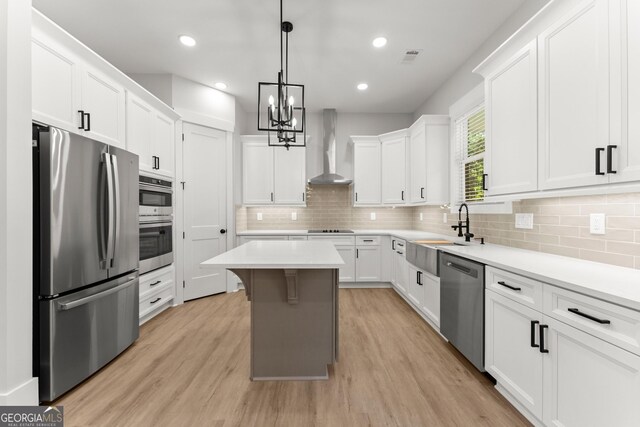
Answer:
[202,240,344,380]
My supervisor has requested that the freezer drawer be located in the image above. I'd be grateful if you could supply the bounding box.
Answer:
[38,274,139,402]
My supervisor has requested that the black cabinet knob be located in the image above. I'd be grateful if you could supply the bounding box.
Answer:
[220,229,227,234]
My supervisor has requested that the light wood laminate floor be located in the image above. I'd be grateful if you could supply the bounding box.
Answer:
[56,289,530,426]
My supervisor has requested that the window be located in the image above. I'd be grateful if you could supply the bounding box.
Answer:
[455,105,485,203]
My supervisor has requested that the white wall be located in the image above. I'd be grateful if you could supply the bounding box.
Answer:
[242,111,413,180]
[0,0,38,405]
[172,75,235,132]
[413,0,550,117]
[127,73,173,106]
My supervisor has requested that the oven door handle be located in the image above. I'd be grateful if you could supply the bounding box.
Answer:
[139,183,173,194]
[139,221,173,229]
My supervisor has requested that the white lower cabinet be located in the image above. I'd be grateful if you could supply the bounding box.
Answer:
[486,289,544,421]
[336,246,356,282]
[355,245,381,282]
[139,265,175,325]
[421,272,440,328]
[407,264,424,308]
[392,241,408,295]
[486,266,640,427]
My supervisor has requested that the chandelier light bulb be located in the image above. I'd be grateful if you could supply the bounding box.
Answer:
[268,95,275,106]
[288,96,294,106]
[292,118,297,128]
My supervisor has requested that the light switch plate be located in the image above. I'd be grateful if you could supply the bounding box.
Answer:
[257,212,263,221]
[590,213,606,235]
[370,212,376,221]
[515,213,534,229]
[443,213,447,223]
[419,212,424,221]
[291,212,297,221]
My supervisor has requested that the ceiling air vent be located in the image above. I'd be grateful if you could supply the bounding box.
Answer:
[401,49,423,64]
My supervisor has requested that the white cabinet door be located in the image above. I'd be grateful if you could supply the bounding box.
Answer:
[153,112,175,177]
[355,246,381,282]
[486,290,544,421]
[409,125,427,203]
[80,67,126,148]
[274,147,306,205]
[610,0,640,183]
[393,251,408,295]
[424,120,450,204]
[485,40,538,196]
[243,141,274,205]
[421,272,440,327]
[32,33,81,133]
[353,140,381,205]
[381,136,407,204]
[336,246,356,282]
[538,0,610,190]
[543,315,640,427]
[407,264,423,308]
[125,93,154,171]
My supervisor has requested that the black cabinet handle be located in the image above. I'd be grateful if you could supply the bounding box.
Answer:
[595,147,605,175]
[420,187,425,199]
[84,112,91,131]
[530,320,539,348]
[607,145,617,174]
[270,192,274,202]
[401,190,404,201]
[78,110,85,129]
[363,239,373,242]
[482,173,488,191]
[355,192,358,202]
[568,308,611,325]
[302,192,305,202]
[497,281,521,291]
[150,280,161,287]
[539,324,549,353]
[417,271,423,285]
[220,229,227,234]
[392,240,396,250]
[150,297,161,304]
[156,156,160,170]
[356,249,359,259]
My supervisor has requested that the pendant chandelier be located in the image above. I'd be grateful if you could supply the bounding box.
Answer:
[257,0,306,149]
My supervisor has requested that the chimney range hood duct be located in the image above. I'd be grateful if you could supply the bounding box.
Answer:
[308,109,352,185]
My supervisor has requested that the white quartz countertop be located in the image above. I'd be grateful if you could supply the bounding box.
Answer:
[236,228,640,310]
[201,240,345,269]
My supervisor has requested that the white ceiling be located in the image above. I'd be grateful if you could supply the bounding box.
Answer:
[33,0,525,113]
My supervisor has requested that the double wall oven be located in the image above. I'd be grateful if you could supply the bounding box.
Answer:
[139,175,174,274]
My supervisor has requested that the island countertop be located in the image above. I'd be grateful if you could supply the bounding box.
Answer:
[201,240,345,269]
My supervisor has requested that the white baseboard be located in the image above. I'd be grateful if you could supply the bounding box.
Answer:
[339,282,392,289]
[0,377,39,406]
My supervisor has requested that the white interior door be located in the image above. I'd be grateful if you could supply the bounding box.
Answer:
[183,123,227,301]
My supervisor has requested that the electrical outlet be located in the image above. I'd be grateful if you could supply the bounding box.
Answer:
[257,212,263,221]
[291,212,297,221]
[515,213,534,229]
[590,213,606,235]
[419,212,424,221]
[370,212,376,221]
[443,213,447,223]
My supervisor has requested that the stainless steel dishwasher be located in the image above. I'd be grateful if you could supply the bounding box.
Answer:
[440,252,485,371]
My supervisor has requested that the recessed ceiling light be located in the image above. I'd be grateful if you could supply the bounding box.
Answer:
[357,83,368,91]
[372,37,387,48]
[179,35,196,47]
[214,82,228,90]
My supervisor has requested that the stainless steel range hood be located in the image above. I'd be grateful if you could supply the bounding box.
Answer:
[308,109,352,185]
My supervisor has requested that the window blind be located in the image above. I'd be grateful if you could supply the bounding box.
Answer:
[455,105,485,203]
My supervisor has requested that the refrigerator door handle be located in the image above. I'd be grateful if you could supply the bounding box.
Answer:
[103,152,115,268]
[110,154,120,267]
[56,276,138,311]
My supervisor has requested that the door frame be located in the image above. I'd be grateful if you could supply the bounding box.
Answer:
[174,119,236,306]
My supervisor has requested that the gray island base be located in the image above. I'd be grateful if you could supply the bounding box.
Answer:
[201,241,344,381]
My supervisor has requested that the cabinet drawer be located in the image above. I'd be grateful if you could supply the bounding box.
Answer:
[308,236,356,246]
[139,266,174,298]
[356,236,380,246]
[139,286,174,319]
[544,285,640,356]
[486,266,543,311]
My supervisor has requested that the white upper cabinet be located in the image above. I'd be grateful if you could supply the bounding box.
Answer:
[409,115,450,204]
[80,68,126,148]
[126,92,175,177]
[538,0,610,190]
[274,146,307,205]
[610,0,640,183]
[381,130,408,205]
[32,31,81,132]
[351,136,381,205]
[242,137,306,206]
[484,40,538,196]
[242,139,275,205]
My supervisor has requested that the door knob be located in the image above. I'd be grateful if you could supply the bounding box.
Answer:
[220,229,227,234]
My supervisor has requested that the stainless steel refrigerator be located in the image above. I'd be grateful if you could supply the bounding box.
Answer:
[33,124,140,402]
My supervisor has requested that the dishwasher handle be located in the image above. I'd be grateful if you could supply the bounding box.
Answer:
[445,261,478,278]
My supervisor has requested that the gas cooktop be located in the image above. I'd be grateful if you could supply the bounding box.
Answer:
[307,229,354,234]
